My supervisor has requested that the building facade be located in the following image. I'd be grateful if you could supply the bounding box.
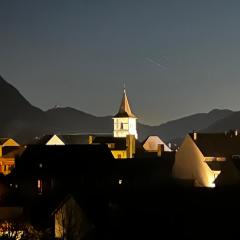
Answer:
[113,88,138,139]
[173,132,240,187]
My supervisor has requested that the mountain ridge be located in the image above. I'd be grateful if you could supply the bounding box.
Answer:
[0,75,236,144]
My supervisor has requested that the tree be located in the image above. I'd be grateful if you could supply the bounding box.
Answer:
[0,220,52,240]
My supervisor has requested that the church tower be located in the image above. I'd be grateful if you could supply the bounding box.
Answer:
[113,88,138,139]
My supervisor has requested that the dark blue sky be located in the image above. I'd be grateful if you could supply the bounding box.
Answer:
[1,0,240,125]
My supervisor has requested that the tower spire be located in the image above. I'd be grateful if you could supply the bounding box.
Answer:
[113,87,138,139]
[114,87,136,118]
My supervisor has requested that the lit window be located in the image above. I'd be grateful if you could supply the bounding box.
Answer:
[37,179,43,194]
[118,179,123,185]
[39,163,43,168]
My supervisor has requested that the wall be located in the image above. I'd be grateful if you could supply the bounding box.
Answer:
[113,117,137,139]
[111,150,127,159]
[55,196,92,240]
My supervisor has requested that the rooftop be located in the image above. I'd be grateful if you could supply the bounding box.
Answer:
[114,89,136,118]
[189,131,240,157]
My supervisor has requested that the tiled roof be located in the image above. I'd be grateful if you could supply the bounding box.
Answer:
[32,135,54,145]
[0,138,9,145]
[14,144,114,177]
[190,132,240,157]
[93,136,127,150]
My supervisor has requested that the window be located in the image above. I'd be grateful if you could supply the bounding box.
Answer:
[107,143,115,149]
[37,179,43,194]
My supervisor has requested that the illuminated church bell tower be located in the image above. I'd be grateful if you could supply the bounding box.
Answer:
[113,88,138,139]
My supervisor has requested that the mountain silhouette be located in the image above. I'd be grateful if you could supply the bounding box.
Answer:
[45,107,112,134]
[141,108,233,143]
[0,75,46,141]
[0,75,235,144]
[202,111,240,133]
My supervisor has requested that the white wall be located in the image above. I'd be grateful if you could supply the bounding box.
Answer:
[113,117,138,139]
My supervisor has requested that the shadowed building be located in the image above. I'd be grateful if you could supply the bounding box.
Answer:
[53,194,94,240]
[9,144,114,198]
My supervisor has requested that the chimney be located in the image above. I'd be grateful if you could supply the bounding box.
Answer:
[193,131,197,141]
[157,144,165,157]
[235,129,238,136]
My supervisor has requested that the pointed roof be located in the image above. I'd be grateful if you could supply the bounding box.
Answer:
[142,136,172,152]
[114,89,137,118]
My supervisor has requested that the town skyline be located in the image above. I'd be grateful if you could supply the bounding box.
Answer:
[1,0,240,125]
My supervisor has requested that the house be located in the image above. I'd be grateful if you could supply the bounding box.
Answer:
[33,135,65,145]
[9,144,114,197]
[110,151,176,192]
[0,138,20,156]
[0,138,22,175]
[53,194,94,240]
[91,134,137,159]
[172,131,240,187]
[142,136,172,155]
[33,134,90,145]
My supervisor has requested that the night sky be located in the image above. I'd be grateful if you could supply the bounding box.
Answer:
[1,0,240,125]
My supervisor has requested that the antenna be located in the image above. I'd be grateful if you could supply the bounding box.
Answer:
[123,82,126,93]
